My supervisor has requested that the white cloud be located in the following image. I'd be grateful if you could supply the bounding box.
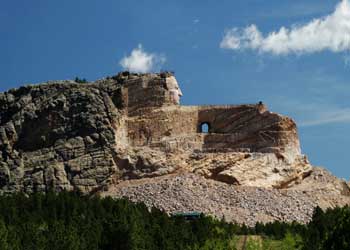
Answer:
[271,98,350,127]
[299,107,350,127]
[220,0,350,55]
[279,102,350,127]
[120,44,166,73]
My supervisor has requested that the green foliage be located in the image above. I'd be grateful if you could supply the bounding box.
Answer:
[0,192,242,250]
[0,192,349,250]
[74,77,88,83]
[0,218,9,250]
[246,237,261,250]
[281,232,303,250]
[303,206,350,250]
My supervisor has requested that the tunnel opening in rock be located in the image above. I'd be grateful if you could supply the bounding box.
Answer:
[199,122,210,133]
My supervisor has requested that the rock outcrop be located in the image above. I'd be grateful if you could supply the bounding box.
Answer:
[0,72,349,225]
[0,80,123,193]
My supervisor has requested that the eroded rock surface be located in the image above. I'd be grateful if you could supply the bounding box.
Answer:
[0,72,349,224]
[0,80,123,193]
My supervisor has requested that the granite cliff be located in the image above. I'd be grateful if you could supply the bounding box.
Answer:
[0,72,349,225]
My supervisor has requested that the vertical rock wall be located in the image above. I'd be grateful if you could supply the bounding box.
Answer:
[0,72,305,193]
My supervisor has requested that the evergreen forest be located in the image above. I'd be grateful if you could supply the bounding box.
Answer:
[0,192,348,250]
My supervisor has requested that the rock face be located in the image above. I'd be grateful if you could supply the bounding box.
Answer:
[0,72,349,224]
[0,80,123,193]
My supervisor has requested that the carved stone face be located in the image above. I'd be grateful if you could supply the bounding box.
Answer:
[166,76,183,104]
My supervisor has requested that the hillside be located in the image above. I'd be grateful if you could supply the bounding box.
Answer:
[0,72,349,225]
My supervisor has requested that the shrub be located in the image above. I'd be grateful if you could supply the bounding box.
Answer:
[74,77,88,84]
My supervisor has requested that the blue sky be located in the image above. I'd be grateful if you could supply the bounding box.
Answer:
[1,0,350,178]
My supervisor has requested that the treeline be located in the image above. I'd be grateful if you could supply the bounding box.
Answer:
[0,192,348,250]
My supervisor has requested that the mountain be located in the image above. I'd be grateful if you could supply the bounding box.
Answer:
[0,72,349,226]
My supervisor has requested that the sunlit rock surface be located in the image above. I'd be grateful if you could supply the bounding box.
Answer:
[0,72,349,224]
